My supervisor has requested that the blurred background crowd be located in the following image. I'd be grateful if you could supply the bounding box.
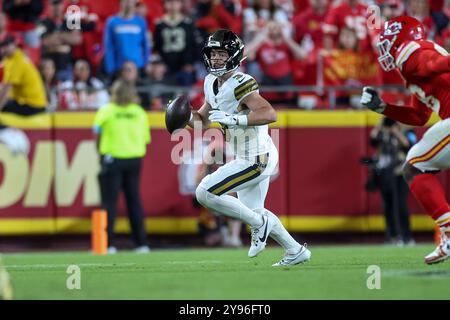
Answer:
[2,0,450,111]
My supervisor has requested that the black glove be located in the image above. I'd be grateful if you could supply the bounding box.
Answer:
[361,87,386,113]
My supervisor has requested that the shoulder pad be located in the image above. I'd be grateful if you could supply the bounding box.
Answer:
[395,41,421,69]
[232,73,259,101]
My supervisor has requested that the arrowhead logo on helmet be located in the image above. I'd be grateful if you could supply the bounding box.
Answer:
[383,21,402,36]
[377,16,426,72]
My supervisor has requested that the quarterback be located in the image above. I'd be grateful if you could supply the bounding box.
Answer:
[361,16,450,264]
[189,29,311,266]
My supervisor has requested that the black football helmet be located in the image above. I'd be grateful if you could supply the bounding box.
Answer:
[202,29,245,77]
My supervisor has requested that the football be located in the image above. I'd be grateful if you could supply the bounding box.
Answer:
[165,94,192,134]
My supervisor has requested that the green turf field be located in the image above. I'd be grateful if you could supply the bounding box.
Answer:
[2,244,450,300]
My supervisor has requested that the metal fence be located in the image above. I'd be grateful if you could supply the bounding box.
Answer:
[52,83,409,110]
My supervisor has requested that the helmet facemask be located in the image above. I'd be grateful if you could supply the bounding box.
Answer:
[377,36,396,72]
[202,33,245,77]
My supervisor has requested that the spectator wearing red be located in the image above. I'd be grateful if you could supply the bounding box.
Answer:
[292,0,310,15]
[2,0,43,49]
[322,0,370,51]
[195,0,241,37]
[406,0,436,37]
[246,20,306,105]
[293,0,328,49]
[58,59,109,110]
[292,0,328,99]
[242,0,290,43]
[242,0,291,80]
[136,0,164,34]
[374,0,409,106]
[322,27,380,108]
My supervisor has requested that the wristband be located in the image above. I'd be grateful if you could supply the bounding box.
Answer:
[237,115,248,126]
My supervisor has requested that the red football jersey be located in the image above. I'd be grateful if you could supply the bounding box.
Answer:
[323,2,369,40]
[293,7,327,48]
[256,42,293,79]
[384,40,450,124]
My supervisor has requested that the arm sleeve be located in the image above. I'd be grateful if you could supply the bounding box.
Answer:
[153,23,162,55]
[142,19,151,65]
[103,18,115,75]
[93,105,110,130]
[234,75,259,103]
[403,49,450,77]
[383,95,432,126]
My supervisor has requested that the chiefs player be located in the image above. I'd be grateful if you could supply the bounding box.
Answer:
[361,16,450,265]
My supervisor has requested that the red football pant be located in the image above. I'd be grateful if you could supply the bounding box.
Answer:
[409,173,450,230]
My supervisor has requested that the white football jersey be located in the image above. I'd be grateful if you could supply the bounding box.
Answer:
[204,71,273,160]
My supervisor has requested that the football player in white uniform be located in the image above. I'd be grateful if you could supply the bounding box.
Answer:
[188,29,311,266]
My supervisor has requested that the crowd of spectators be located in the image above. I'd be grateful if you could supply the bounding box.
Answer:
[1,0,450,110]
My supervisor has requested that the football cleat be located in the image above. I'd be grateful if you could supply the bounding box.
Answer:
[424,231,450,265]
[107,246,118,254]
[134,246,151,254]
[272,244,311,267]
[248,213,275,258]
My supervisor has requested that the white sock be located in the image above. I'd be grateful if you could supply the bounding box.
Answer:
[262,209,301,254]
[196,186,264,227]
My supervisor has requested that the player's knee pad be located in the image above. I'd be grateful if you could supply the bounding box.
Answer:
[195,185,215,208]
[402,162,420,183]
[402,162,437,183]
[253,208,265,215]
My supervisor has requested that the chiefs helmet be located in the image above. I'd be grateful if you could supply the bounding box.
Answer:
[202,29,245,77]
[377,15,426,72]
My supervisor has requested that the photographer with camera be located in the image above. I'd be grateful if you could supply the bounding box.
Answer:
[369,117,417,246]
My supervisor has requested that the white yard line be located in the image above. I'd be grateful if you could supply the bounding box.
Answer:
[4,263,136,269]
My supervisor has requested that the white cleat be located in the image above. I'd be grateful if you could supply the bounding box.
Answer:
[272,244,311,267]
[248,213,275,258]
[425,232,450,265]
[107,246,118,254]
[134,245,151,254]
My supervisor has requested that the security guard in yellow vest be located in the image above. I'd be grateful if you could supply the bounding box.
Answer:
[94,79,151,253]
